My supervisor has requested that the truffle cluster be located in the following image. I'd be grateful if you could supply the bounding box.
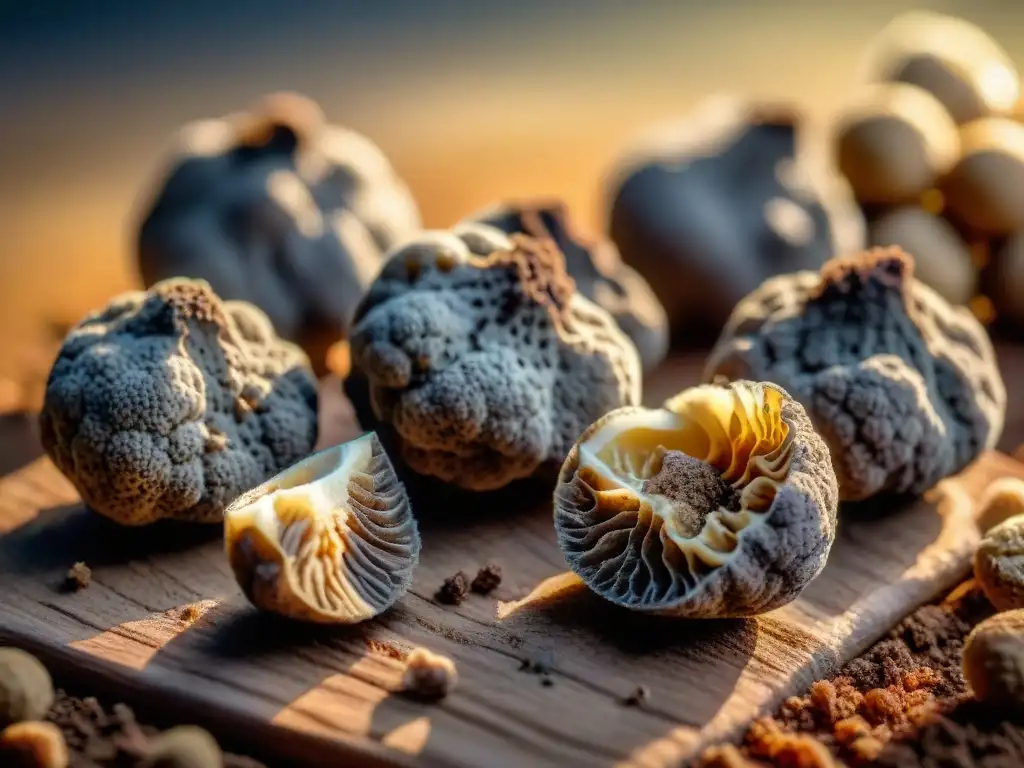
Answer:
[706,247,1006,501]
[40,278,319,525]
[605,94,865,342]
[833,11,1024,335]
[137,92,421,371]
[349,224,642,491]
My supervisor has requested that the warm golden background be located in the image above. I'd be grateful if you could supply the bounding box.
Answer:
[2,0,1020,390]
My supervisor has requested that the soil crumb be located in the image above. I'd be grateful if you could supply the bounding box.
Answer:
[62,563,91,592]
[471,563,503,595]
[696,579,1024,767]
[436,571,470,605]
[46,688,266,767]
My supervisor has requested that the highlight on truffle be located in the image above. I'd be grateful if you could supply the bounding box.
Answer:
[225,432,420,624]
[39,278,319,525]
[705,247,1006,501]
[553,380,838,618]
[962,610,1024,709]
[974,514,1024,612]
[349,224,642,491]
[464,199,669,371]
[858,11,1020,125]
[976,477,1024,534]
[606,93,865,340]
[0,648,53,729]
[136,91,421,371]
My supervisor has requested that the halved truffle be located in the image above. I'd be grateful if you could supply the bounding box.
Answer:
[554,380,838,617]
[225,432,419,623]
[465,199,669,371]
[705,247,1006,501]
[606,94,864,341]
[137,92,421,372]
[349,225,642,491]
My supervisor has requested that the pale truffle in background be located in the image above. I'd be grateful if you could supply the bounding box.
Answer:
[974,514,1024,611]
[0,649,53,728]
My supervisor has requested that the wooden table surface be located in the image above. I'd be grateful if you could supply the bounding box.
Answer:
[2,352,1022,768]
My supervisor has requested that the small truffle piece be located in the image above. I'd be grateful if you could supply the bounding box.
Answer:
[349,225,641,491]
[987,232,1024,334]
[400,647,458,700]
[962,610,1024,708]
[859,11,1020,125]
[620,685,650,707]
[465,199,669,371]
[868,206,977,304]
[940,118,1024,234]
[834,83,960,205]
[437,572,470,605]
[976,477,1024,534]
[607,94,865,340]
[62,562,91,592]
[974,514,1024,611]
[139,725,221,768]
[0,648,54,728]
[470,563,502,595]
[706,247,1006,501]
[137,92,421,372]
[554,380,838,617]
[0,721,68,768]
[225,432,420,624]
[39,278,318,525]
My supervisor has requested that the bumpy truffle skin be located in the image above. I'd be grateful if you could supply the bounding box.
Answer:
[554,380,839,618]
[0,649,53,728]
[705,247,1006,501]
[39,278,319,525]
[349,225,642,491]
[137,92,421,370]
[974,514,1024,611]
[140,725,221,768]
[465,199,669,371]
[606,95,865,340]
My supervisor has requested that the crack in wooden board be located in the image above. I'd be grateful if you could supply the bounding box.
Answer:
[0,364,1021,768]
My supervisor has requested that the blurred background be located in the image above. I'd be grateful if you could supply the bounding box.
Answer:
[1,0,1021,396]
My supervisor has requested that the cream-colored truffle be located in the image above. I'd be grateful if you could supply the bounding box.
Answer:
[400,647,458,700]
[962,610,1024,707]
[974,513,1024,611]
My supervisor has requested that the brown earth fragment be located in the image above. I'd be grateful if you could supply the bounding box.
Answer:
[436,571,470,605]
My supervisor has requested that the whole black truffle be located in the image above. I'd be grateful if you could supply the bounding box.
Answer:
[137,92,421,373]
[607,95,865,343]
[465,199,668,371]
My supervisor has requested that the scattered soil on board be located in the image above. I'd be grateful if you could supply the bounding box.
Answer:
[696,579,1024,767]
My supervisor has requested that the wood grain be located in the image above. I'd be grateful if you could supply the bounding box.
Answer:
[0,359,1020,768]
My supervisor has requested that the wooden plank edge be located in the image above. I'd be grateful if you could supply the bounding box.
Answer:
[0,619,417,768]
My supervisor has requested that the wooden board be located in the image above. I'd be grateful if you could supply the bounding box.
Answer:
[0,358,1022,768]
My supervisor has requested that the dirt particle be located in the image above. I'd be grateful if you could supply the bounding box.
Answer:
[400,648,458,701]
[471,563,503,595]
[436,572,470,605]
[620,685,650,707]
[62,562,91,592]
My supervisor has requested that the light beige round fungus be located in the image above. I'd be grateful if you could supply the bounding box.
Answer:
[962,610,1024,708]
[976,477,1024,534]
[400,647,458,700]
[225,432,419,624]
[553,380,838,618]
[974,513,1024,611]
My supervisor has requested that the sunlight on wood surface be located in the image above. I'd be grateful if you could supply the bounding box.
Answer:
[68,611,200,672]
[380,715,432,754]
[495,571,585,621]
